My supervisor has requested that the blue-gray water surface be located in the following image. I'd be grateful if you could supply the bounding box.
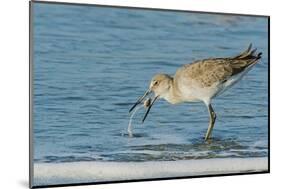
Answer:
[32,3,268,163]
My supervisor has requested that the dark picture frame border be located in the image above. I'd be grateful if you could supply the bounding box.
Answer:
[29,0,270,188]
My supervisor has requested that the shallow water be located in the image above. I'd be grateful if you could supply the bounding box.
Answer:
[32,3,268,164]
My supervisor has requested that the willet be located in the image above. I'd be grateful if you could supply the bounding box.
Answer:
[129,44,262,141]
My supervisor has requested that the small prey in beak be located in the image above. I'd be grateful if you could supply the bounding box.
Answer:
[129,89,159,123]
[129,89,151,113]
[141,96,158,123]
[143,98,151,108]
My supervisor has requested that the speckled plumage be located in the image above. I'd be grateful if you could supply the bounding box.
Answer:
[175,44,262,88]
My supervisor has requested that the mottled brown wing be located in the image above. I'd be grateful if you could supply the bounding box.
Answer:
[180,59,233,87]
[178,44,262,87]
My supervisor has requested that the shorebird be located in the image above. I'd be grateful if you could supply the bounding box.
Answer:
[129,44,262,141]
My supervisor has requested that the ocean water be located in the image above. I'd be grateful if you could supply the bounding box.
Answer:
[32,2,268,167]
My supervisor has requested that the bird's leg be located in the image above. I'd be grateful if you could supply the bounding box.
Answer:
[205,103,216,141]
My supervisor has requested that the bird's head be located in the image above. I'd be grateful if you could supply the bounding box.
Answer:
[149,74,173,98]
[129,73,173,123]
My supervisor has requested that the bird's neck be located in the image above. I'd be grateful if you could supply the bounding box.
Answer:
[162,78,183,104]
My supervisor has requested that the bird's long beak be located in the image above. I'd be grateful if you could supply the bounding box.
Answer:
[142,95,159,123]
[129,89,151,113]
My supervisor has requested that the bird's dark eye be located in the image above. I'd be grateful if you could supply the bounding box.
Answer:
[154,81,159,85]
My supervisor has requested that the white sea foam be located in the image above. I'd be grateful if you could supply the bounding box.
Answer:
[33,157,268,186]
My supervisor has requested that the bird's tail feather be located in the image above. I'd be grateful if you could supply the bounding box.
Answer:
[232,43,262,60]
[229,44,262,76]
